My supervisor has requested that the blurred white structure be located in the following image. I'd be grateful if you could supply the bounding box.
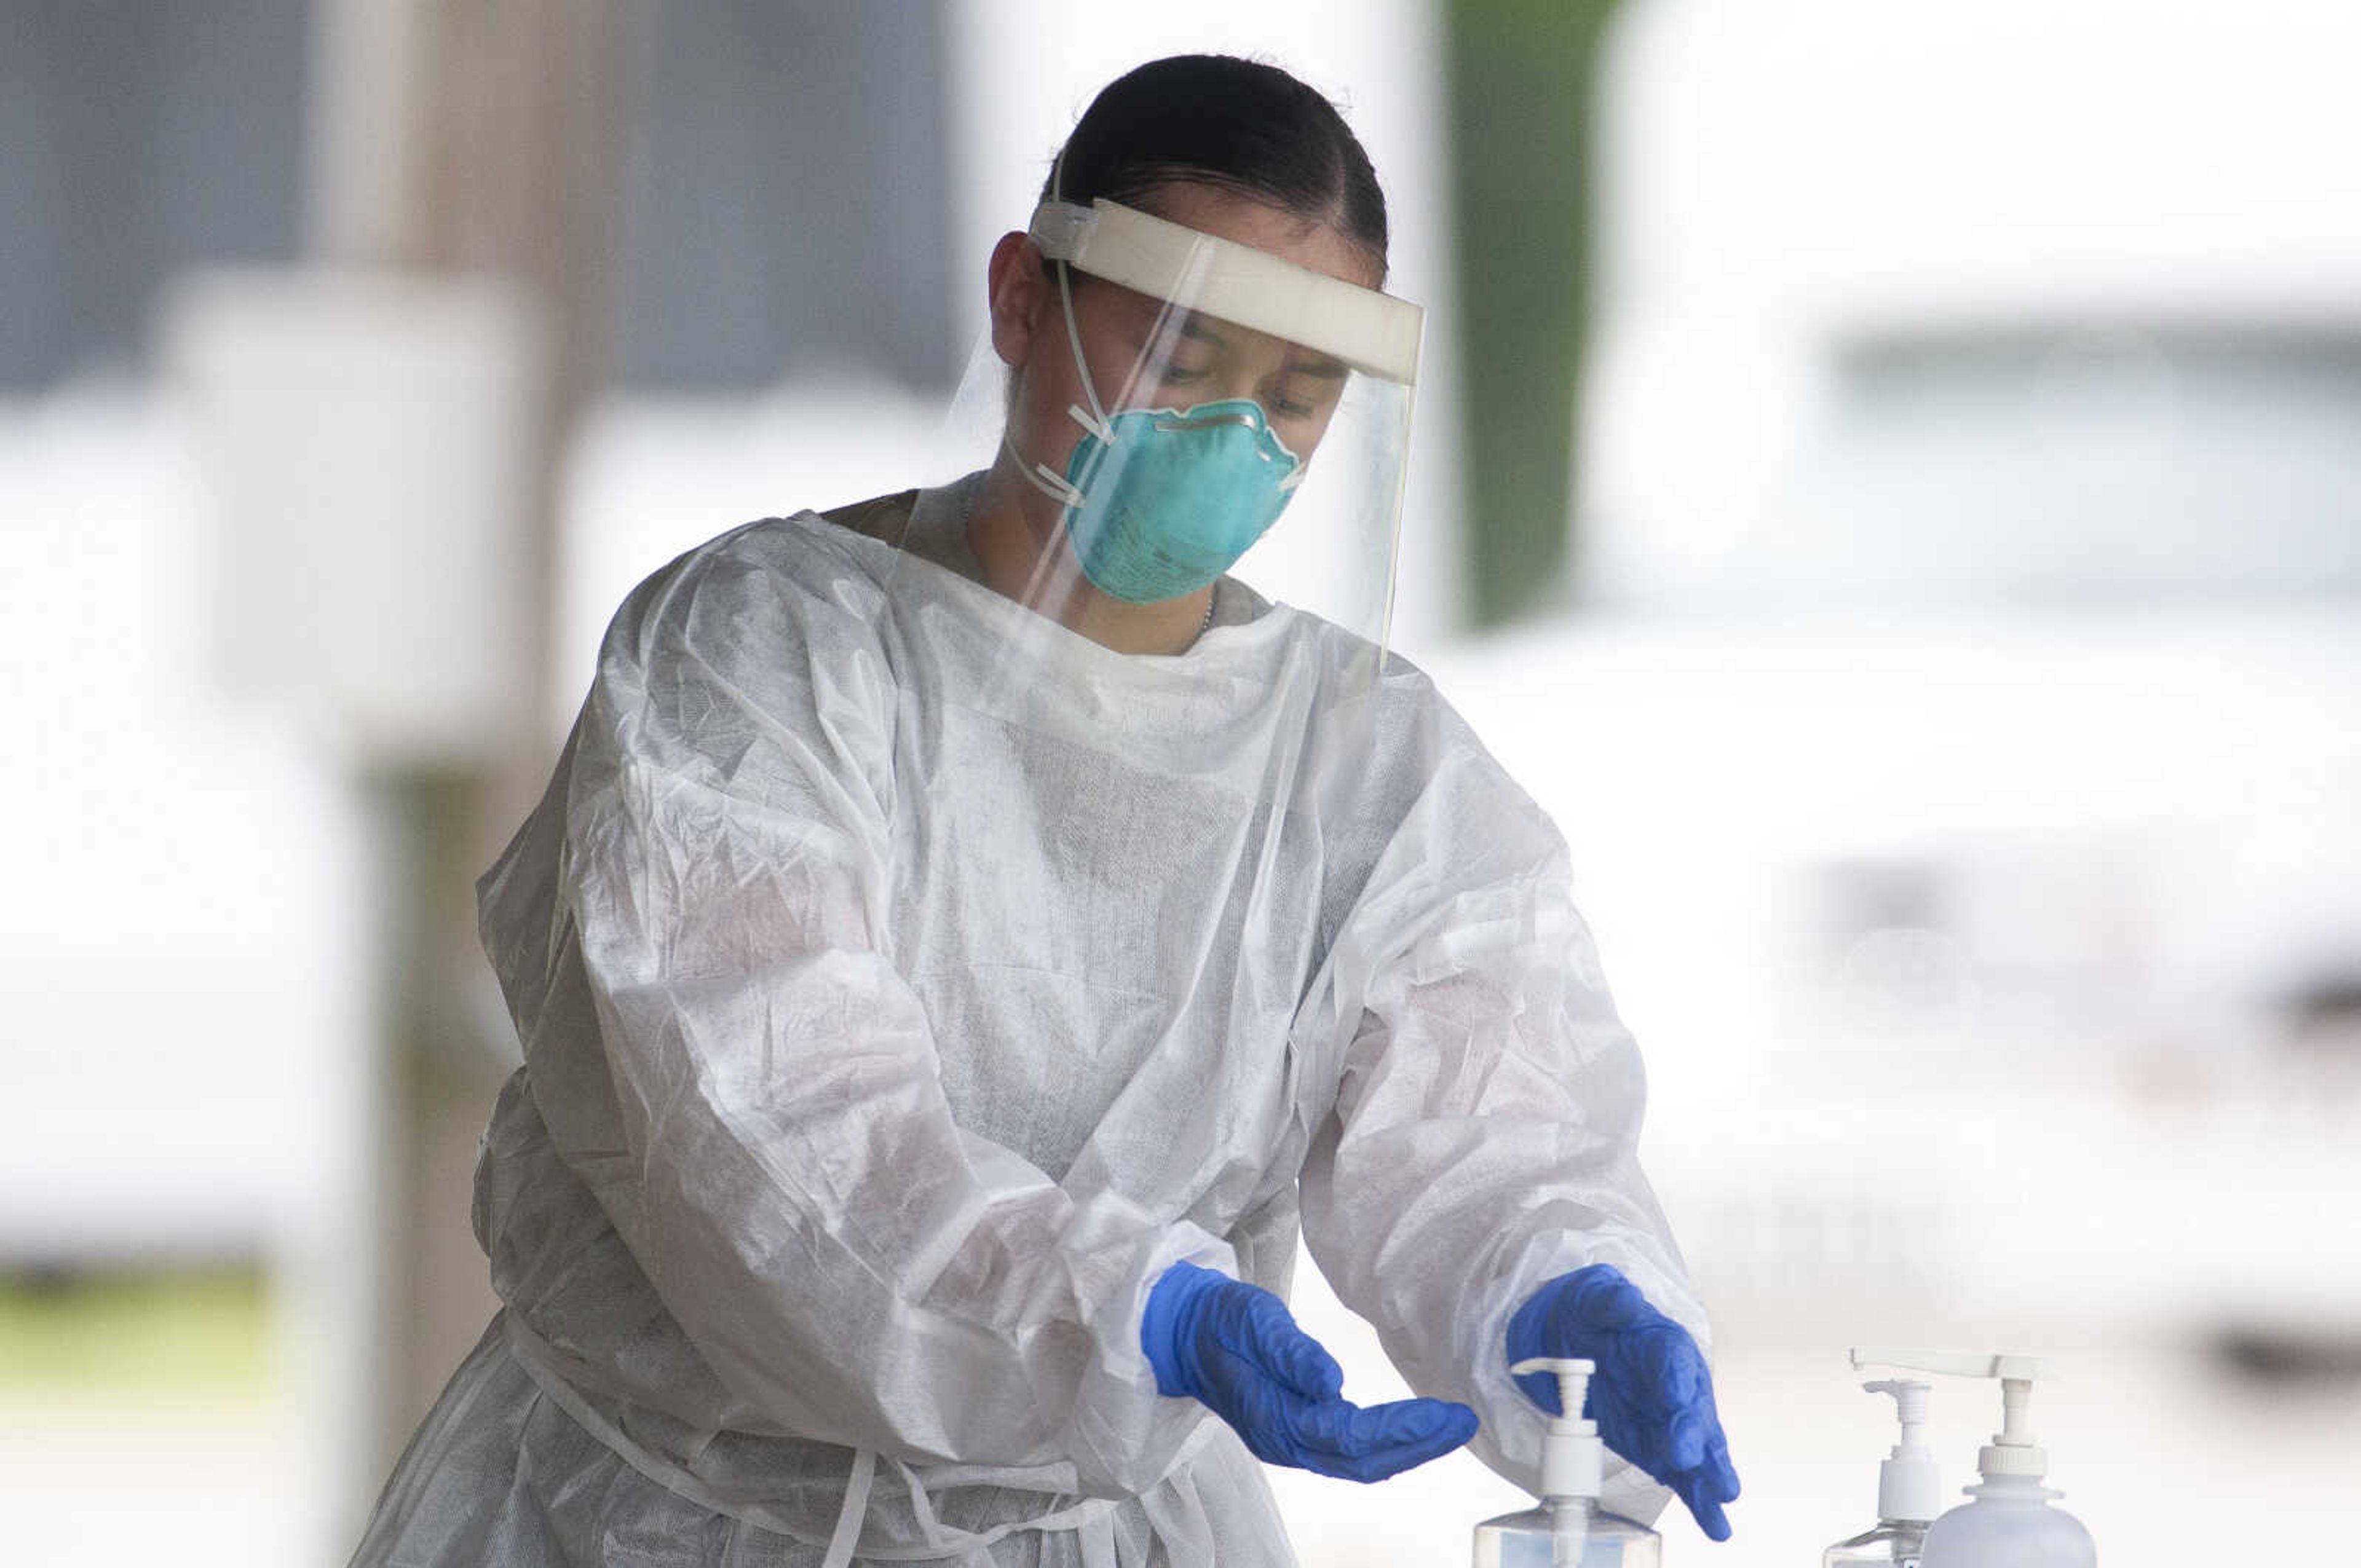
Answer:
[169,271,545,763]
[557,380,955,731]
[0,390,379,1564]
[1418,0,2361,1339]
[4,158,558,1568]
[1401,7,2361,1564]
[1580,0,2361,610]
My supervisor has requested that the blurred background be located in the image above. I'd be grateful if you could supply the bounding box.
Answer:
[2,1,2356,1563]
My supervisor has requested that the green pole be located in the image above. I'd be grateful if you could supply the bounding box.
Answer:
[1445,0,1623,626]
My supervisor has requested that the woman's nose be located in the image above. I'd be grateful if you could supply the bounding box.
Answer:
[1206,363,1278,409]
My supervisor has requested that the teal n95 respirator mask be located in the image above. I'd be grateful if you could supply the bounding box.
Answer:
[1024,393,1304,605]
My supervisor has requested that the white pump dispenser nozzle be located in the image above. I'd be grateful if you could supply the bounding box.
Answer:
[1852,1349,2050,1481]
[1510,1357,1605,1501]
[1862,1377,1941,1523]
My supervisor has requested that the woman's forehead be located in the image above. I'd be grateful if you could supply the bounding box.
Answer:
[1127,180,1385,292]
[1086,280,1353,376]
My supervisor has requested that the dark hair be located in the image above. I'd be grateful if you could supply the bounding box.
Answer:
[1043,55,1389,277]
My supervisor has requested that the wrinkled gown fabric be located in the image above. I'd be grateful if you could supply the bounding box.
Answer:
[348,480,1707,1567]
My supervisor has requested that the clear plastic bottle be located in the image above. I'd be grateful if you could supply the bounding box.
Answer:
[1473,1497,1663,1568]
[1822,1521,1926,1568]
[1474,1358,1663,1568]
[1822,1376,1939,1568]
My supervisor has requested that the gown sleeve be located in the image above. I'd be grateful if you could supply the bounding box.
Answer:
[516,526,1231,1497]
[1295,704,1710,1518]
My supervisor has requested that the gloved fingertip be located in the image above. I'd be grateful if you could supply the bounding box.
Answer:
[1683,1485,1733,1542]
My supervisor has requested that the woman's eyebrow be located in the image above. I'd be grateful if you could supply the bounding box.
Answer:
[1126,309,1222,355]
[1160,312,1351,380]
[1173,314,1229,350]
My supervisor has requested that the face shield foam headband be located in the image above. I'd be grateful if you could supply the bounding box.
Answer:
[1004,196,1424,607]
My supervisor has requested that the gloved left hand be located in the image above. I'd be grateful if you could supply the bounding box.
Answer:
[1144,1261,1479,1483]
[1509,1264,1741,1540]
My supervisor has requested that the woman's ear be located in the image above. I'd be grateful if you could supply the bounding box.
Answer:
[987,231,1048,368]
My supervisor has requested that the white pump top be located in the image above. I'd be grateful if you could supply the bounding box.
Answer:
[1862,1377,1942,1523]
[1853,1348,2052,1481]
[1511,1357,1605,1501]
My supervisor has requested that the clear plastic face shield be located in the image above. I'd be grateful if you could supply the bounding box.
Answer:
[888,194,1422,704]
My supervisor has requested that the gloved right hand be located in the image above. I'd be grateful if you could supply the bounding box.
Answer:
[1142,1261,1479,1483]
[1509,1265,1740,1540]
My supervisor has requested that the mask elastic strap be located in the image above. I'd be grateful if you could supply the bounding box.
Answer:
[1003,431,1086,510]
[1001,273,1110,508]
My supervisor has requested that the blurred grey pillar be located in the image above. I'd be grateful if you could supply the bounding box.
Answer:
[306,0,630,1467]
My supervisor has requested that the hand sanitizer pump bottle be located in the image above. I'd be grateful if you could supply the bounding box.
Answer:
[1474,1358,1663,1568]
[1852,1350,2096,1568]
[1823,1377,1939,1568]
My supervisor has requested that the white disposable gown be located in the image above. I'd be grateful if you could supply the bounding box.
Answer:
[350,479,1709,1567]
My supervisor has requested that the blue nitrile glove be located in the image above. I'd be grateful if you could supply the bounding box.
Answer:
[1509,1264,1741,1541]
[1144,1261,1479,1483]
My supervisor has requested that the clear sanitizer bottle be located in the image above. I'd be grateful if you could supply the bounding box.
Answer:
[1822,1377,1939,1568]
[1474,1358,1663,1568]
[1853,1350,2097,1568]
